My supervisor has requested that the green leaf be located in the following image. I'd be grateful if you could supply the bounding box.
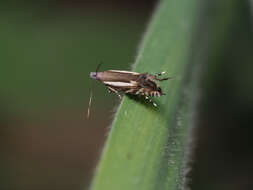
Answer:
[90,0,199,189]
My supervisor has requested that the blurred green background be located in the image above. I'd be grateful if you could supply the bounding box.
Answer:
[0,1,156,189]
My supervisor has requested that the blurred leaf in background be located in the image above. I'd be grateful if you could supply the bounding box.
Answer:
[0,1,157,190]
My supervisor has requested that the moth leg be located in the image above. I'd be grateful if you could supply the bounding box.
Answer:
[136,88,145,95]
[107,86,122,99]
[125,89,136,94]
[154,71,170,81]
[138,92,158,107]
[107,88,113,93]
[145,96,157,107]
[155,71,166,77]
[155,77,170,81]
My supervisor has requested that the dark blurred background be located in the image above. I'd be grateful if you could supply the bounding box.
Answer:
[0,1,157,189]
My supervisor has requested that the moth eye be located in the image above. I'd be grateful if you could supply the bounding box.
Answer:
[157,87,162,92]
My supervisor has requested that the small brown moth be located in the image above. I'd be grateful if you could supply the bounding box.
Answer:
[92,67,170,102]
[87,65,171,118]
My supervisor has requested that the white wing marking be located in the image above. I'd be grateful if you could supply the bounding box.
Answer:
[104,81,137,87]
[108,70,140,75]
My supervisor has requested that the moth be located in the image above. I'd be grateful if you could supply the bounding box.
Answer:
[87,64,171,118]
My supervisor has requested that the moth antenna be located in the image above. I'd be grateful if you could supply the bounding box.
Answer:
[87,87,93,119]
[96,62,103,75]
[87,62,103,119]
